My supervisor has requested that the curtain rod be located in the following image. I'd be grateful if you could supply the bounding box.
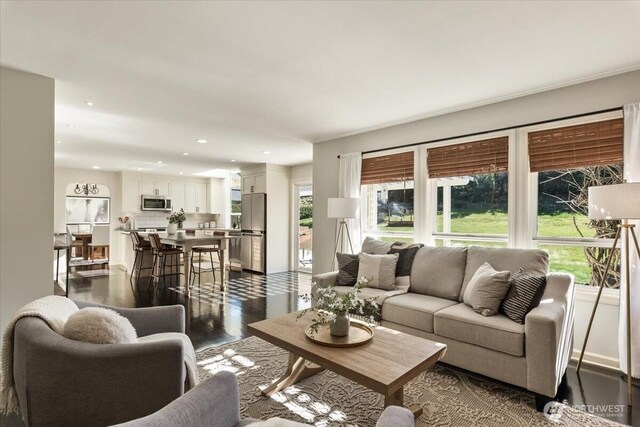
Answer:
[336,106,622,159]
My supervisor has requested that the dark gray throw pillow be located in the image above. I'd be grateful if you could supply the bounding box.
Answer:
[336,253,359,286]
[388,241,424,289]
[500,269,547,324]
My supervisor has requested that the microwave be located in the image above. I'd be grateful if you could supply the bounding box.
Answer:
[141,195,172,211]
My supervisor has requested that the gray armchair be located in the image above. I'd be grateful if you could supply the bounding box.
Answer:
[115,371,414,427]
[13,301,188,427]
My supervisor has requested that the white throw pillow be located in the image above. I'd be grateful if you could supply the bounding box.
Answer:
[463,262,511,316]
[357,252,399,290]
[62,307,137,344]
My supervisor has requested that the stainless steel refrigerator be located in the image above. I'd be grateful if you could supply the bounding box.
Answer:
[240,193,266,273]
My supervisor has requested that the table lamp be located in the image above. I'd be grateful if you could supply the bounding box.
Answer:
[577,182,640,406]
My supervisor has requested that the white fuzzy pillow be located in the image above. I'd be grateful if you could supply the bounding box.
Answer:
[62,307,137,344]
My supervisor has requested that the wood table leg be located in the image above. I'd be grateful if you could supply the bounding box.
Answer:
[261,353,324,397]
[385,386,423,418]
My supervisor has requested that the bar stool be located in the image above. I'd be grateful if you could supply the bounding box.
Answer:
[148,233,184,294]
[54,233,71,297]
[190,231,224,290]
[129,231,153,288]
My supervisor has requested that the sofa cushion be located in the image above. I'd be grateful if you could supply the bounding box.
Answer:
[459,247,549,302]
[361,236,392,255]
[336,252,359,286]
[410,246,468,300]
[382,293,458,333]
[463,262,512,316]
[388,242,424,288]
[358,252,399,290]
[332,286,407,306]
[434,303,525,356]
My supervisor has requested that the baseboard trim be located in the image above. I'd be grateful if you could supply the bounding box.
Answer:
[571,349,620,372]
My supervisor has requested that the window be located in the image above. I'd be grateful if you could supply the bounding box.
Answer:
[529,118,623,288]
[361,151,415,243]
[428,136,510,248]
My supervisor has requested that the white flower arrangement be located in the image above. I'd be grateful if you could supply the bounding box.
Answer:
[297,277,380,335]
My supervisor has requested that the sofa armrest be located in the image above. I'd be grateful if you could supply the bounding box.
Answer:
[525,272,575,397]
[376,406,414,427]
[73,301,185,336]
[14,317,186,426]
[113,371,240,427]
[312,271,338,289]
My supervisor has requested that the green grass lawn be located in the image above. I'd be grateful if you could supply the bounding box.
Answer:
[372,209,611,286]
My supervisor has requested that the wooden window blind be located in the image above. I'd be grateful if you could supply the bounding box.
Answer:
[426,136,509,178]
[361,151,414,185]
[528,118,623,172]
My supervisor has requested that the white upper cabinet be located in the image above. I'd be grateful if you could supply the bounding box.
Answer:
[141,177,171,196]
[185,182,197,213]
[242,173,266,194]
[170,181,186,212]
[195,182,209,213]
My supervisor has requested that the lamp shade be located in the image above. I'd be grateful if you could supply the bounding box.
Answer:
[588,183,640,220]
[327,197,359,219]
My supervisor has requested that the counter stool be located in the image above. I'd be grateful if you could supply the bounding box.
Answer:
[148,233,184,294]
[190,231,225,290]
[129,231,153,288]
[54,233,70,297]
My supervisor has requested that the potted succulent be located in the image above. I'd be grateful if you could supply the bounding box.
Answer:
[298,277,379,337]
[167,208,186,234]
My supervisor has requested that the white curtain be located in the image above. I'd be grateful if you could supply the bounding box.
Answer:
[620,102,640,378]
[338,152,362,253]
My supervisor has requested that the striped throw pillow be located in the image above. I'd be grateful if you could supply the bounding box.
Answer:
[499,269,547,324]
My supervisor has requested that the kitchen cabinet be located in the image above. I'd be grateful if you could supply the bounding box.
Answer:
[171,181,186,212]
[141,177,171,196]
[183,182,209,213]
[242,173,266,194]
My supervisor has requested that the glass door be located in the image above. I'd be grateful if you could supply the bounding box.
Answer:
[295,183,313,272]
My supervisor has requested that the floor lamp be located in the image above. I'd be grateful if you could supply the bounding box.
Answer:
[577,183,640,406]
[328,197,359,271]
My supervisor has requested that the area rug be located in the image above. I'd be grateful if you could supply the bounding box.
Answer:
[196,337,622,427]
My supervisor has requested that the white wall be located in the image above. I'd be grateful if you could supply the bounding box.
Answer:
[290,163,313,182]
[312,69,640,369]
[0,67,55,350]
[54,167,125,265]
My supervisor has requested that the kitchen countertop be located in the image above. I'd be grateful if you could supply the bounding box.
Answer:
[119,227,240,234]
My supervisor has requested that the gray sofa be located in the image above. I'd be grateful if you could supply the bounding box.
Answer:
[115,371,414,427]
[313,245,575,406]
[12,301,189,427]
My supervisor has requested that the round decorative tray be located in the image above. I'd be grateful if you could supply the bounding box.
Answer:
[305,319,374,348]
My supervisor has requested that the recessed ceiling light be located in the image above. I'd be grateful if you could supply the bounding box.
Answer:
[182,152,189,156]
[196,139,207,144]
[178,172,184,175]
[86,101,94,107]
[263,151,271,155]
[67,124,75,129]
[92,165,100,169]
[157,160,163,164]
[56,140,62,144]
[230,159,236,162]
[137,168,142,171]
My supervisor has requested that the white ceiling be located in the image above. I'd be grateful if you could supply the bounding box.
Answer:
[1,1,639,176]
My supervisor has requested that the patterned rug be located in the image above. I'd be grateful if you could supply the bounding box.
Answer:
[196,336,622,427]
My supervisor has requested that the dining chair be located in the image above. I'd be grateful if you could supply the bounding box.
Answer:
[89,224,110,265]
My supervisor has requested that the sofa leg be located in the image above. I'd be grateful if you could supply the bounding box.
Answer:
[534,372,568,412]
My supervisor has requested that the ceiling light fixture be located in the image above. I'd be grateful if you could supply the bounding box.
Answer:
[178,172,184,175]
[263,151,271,155]
[56,140,62,144]
[157,160,163,164]
[67,125,75,129]
[74,183,99,195]
[230,159,236,162]
[182,152,189,156]
[92,165,100,169]
[196,139,207,144]
[86,101,94,106]
[137,168,143,171]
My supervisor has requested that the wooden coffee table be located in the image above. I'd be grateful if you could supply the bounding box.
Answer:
[248,311,447,418]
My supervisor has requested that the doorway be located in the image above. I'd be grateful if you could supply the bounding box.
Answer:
[295,183,313,272]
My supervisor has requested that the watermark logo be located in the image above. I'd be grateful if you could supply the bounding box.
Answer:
[543,399,625,422]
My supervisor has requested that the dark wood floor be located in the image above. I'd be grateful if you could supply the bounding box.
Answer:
[48,267,640,425]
